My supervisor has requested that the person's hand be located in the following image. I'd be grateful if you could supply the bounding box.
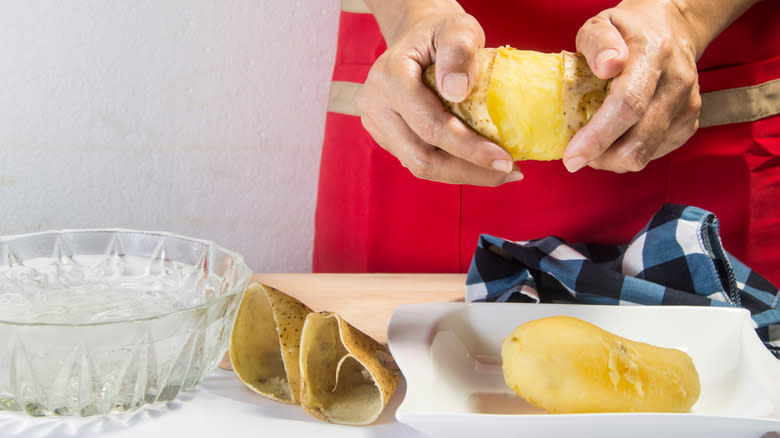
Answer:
[358,2,522,186]
[563,0,704,173]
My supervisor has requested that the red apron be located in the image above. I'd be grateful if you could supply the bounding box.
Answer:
[314,0,780,286]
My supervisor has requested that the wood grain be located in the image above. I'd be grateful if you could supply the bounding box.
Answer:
[219,273,467,370]
[252,273,466,343]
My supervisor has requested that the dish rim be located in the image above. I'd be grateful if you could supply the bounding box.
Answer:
[0,227,252,328]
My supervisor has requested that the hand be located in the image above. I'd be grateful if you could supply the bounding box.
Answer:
[563,0,705,173]
[358,2,522,186]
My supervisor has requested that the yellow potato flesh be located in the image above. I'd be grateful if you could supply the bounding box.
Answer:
[487,48,566,161]
[501,316,701,413]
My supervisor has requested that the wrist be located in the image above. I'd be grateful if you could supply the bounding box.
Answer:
[671,0,759,58]
[365,0,464,45]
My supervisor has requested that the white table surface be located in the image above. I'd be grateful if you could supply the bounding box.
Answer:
[0,369,426,438]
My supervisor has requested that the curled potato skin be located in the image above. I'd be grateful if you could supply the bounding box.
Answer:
[501,316,701,413]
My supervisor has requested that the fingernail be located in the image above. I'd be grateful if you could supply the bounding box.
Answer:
[595,49,619,70]
[504,171,524,183]
[491,159,513,173]
[442,73,468,101]
[564,156,588,173]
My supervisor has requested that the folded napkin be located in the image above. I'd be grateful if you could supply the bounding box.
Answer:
[465,203,780,358]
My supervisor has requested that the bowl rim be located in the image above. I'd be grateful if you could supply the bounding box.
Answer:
[0,228,253,327]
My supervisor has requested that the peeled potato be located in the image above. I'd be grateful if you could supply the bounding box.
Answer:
[229,282,313,404]
[299,312,401,425]
[423,46,609,161]
[501,316,700,413]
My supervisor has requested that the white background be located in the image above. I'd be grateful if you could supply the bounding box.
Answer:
[0,0,341,273]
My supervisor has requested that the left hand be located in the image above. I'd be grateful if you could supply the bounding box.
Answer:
[562,0,703,173]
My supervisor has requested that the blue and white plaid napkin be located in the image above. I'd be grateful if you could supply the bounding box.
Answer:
[465,204,780,358]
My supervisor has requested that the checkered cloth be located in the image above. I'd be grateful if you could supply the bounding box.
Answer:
[465,204,780,358]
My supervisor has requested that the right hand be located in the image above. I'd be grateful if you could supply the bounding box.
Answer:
[357,5,522,186]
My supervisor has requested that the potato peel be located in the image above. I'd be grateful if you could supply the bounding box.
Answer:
[229,282,312,404]
[229,284,400,425]
[299,311,401,425]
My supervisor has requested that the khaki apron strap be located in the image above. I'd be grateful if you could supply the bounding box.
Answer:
[699,77,780,128]
[328,78,780,128]
[340,0,370,14]
[328,81,363,117]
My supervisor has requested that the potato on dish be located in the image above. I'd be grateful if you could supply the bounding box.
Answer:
[501,315,701,413]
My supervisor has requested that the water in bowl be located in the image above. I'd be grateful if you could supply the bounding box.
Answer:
[0,253,222,325]
[0,252,240,416]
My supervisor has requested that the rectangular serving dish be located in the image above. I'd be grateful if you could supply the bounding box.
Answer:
[387,303,780,438]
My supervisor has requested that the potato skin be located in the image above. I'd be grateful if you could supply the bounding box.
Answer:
[422,48,501,146]
[501,316,700,413]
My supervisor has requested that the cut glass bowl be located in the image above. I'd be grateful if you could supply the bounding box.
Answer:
[0,229,252,416]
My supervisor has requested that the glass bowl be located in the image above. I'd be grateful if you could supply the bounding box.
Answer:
[0,229,252,417]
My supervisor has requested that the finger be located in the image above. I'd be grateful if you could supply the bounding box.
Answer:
[587,55,701,172]
[588,83,700,172]
[562,53,662,172]
[576,12,629,79]
[434,14,485,102]
[383,58,514,173]
[363,106,521,186]
[588,108,699,173]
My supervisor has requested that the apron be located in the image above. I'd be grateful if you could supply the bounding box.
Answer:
[315,0,780,286]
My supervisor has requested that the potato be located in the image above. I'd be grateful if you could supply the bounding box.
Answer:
[501,316,701,413]
[423,46,609,161]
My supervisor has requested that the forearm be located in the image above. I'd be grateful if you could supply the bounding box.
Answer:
[674,0,760,58]
[364,0,464,44]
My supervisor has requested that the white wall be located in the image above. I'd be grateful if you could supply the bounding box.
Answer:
[0,0,341,272]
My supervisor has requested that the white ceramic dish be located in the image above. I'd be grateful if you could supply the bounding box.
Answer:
[388,303,780,438]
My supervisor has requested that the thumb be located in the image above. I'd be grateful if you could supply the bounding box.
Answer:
[435,15,484,102]
[576,13,628,79]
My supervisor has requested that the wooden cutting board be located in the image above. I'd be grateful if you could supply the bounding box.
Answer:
[252,273,467,344]
[218,273,466,370]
